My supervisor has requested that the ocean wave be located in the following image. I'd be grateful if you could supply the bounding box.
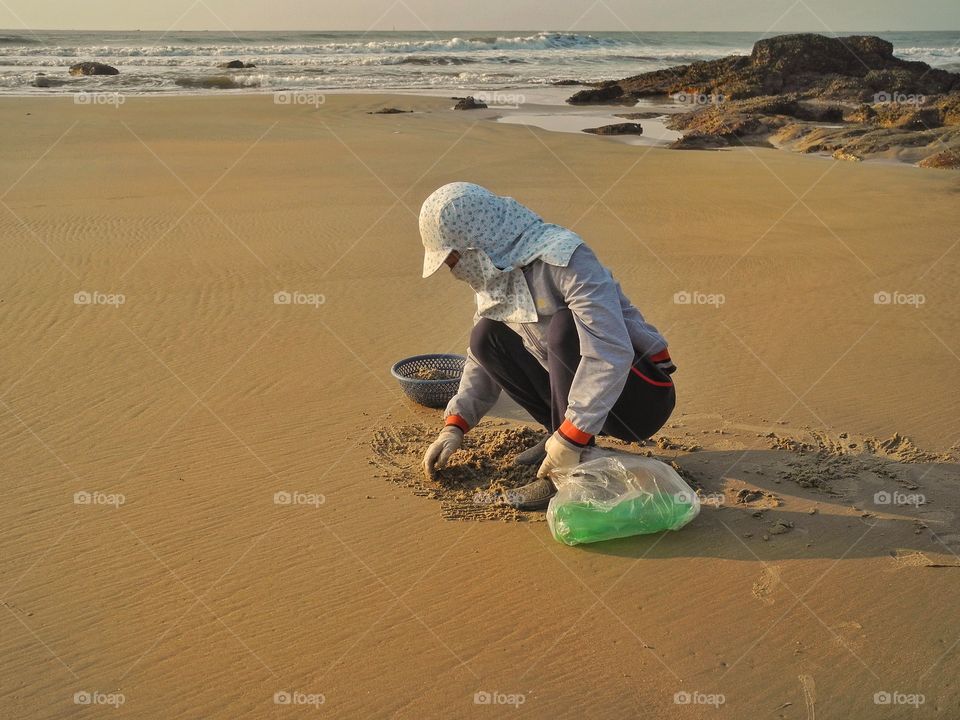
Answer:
[175,75,249,90]
[1,31,956,96]
[0,32,625,57]
[0,34,40,45]
[398,55,477,65]
[895,45,960,58]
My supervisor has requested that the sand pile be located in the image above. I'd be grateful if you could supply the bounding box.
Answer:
[370,420,551,521]
[863,433,956,464]
[409,366,456,380]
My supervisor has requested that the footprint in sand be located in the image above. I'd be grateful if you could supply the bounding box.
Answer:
[751,565,783,605]
[829,620,866,654]
[798,674,817,720]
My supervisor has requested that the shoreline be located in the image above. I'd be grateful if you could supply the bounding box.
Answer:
[1,89,940,162]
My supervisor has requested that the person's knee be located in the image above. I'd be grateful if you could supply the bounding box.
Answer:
[547,308,575,346]
[470,318,502,363]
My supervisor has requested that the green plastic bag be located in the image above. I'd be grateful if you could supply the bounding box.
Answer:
[546,449,700,546]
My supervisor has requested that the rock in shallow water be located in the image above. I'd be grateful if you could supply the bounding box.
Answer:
[451,96,487,110]
[566,84,628,105]
[582,122,643,136]
[69,62,119,76]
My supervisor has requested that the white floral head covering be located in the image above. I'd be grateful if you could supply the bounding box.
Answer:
[419,181,583,323]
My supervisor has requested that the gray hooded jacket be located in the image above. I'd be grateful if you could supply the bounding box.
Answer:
[444,241,672,436]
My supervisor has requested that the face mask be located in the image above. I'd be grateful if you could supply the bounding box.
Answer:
[450,248,537,323]
[449,248,509,291]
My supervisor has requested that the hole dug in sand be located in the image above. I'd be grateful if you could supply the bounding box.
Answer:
[370,420,549,521]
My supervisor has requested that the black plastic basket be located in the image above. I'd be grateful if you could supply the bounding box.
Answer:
[390,353,465,408]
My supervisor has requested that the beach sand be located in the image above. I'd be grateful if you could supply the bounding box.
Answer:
[1,93,959,717]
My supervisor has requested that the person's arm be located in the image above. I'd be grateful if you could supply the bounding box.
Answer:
[443,310,502,432]
[551,244,636,444]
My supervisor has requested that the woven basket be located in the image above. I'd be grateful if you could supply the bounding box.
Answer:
[390,353,465,408]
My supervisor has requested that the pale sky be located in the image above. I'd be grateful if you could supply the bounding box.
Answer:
[2,0,958,32]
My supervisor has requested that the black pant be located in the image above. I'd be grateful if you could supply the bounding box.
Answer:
[470,308,676,443]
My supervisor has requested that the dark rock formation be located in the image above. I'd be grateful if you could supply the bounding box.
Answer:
[218,60,256,69]
[451,96,487,110]
[918,150,960,169]
[582,122,643,135]
[367,107,413,114]
[567,84,628,105]
[68,62,119,76]
[570,33,960,167]
[571,33,960,105]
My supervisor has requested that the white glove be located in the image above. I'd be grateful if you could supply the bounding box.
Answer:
[537,431,584,479]
[423,425,464,478]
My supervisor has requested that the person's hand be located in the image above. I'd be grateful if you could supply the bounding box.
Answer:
[423,425,464,478]
[537,431,584,479]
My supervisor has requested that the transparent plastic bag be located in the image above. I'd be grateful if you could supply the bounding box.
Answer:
[546,447,701,546]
